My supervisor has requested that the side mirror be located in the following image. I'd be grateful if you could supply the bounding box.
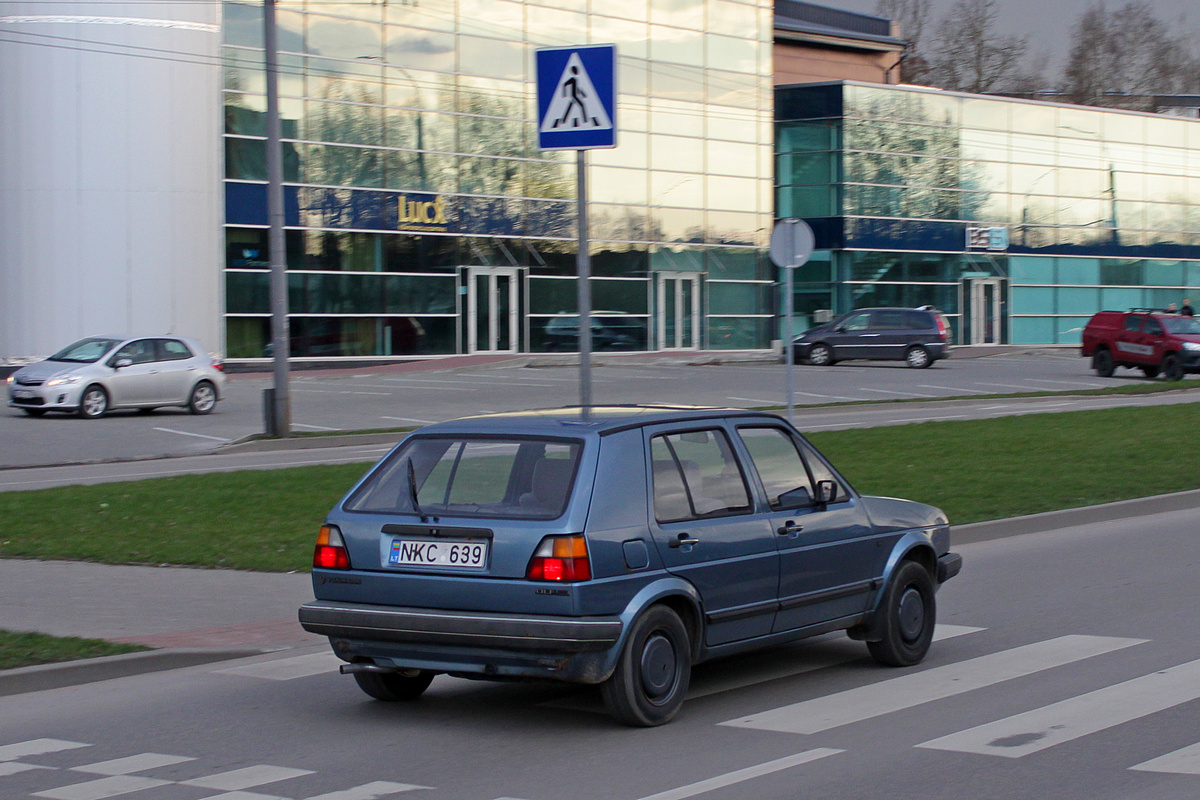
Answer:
[776,486,812,509]
[835,326,847,333]
[815,479,838,504]
[114,358,133,369]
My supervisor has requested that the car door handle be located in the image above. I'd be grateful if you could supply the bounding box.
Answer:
[777,521,803,535]
[668,533,699,548]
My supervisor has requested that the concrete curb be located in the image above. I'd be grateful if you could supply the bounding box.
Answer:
[0,647,266,697]
[954,487,1200,544]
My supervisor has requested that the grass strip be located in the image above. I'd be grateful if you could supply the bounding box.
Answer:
[1,404,1197,573]
[0,629,149,671]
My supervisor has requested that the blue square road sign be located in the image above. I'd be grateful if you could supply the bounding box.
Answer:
[536,45,617,151]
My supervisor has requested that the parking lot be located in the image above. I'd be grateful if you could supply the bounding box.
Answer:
[2,347,1196,470]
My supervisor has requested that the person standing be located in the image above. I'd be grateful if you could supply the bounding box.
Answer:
[1165,303,1178,313]
[1181,298,1195,316]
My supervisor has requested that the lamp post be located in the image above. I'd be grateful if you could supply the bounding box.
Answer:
[264,0,290,437]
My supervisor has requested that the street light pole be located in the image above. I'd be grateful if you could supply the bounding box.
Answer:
[264,0,290,437]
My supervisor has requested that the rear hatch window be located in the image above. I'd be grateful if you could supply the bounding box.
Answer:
[345,436,582,520]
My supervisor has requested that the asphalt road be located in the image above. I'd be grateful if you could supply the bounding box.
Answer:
[3,350,1198,473]
[2,508,1198,800]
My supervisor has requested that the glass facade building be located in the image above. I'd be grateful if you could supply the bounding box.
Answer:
[222,0,775,360]
[777,81,1200,345]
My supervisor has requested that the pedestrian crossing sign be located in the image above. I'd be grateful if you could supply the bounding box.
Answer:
[536,44,617,151]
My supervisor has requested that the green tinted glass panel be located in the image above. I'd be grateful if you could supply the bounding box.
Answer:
[708,281,768,315]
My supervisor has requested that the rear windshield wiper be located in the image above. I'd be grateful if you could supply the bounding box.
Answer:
[407,459,428,523]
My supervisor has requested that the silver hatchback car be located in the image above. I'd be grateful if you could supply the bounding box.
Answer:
[6,335,226,418]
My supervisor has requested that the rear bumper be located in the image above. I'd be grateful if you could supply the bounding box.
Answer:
[298,600,623,682]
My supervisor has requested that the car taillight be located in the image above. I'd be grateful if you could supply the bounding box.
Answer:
[213,360,225,372]
[526,535,590,582]
[313,524,351,570]
[935,314,948,339]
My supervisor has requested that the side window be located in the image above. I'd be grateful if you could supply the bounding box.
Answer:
[906,310,932,330]
[795,438,849,503]
[112,340,156,365]
[738,427,815,510]
[1144,318,1163,335]
[157,339,194,361]
[651,429,750,522]
[841,312,871,331]
[1124,315,1143,332]
[873,310,907,329]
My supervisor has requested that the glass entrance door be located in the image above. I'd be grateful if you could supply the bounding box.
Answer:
[966,278,1005,344]
[467,267,519,354]
[656,274,701,350]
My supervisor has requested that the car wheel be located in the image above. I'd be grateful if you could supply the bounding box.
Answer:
[867,560,936,668]
[188,381,217,415]
[22,408,47,417]
[78,385,109,419]
[905,345,932,369]
[352,668,434,701]
[1092,349,1115,377]
[600,605,691,727]
[1140,365,1160,378]
[808,343,834,366]
[1162,354,1184,381]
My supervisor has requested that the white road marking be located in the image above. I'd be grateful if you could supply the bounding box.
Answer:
[292,423,340,431]
[859,388,937,397]
[917,657,1200,758]
[380,416,437,424]
[0,762,53,776]
[890,415,969,424]
[793,391,860,401]
[635,749,843,800]
[73,754,195,775]
[217,652,342,681]
[194,792,286,800]
[916,385,990,394]
[1130,742,1200,775]
[291,389,392,396]
[720,635,1145,735]
[153,427,231,442]
[183,766,315,791]
[0,740,90,761]
[727,396,775,404]
[302,782,433,800]
[1023,378,1105,387]
[975,382,1044,390]
[35,775,170,800]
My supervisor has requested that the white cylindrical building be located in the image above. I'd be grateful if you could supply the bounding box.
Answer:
[0,1,223,361]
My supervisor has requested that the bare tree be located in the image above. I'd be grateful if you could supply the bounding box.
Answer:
[923,0,1029,93]
[873,0,933,83]
[1062,2,1200,110]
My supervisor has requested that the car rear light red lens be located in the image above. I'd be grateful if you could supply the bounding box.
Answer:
[313,524,351,570]
[526,535,591,582]
[213,361,225,372]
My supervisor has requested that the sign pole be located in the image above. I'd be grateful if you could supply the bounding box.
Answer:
[785,264,795,424]
[264,0,290,437]
[769,218,816,425]
[576,149,592,419]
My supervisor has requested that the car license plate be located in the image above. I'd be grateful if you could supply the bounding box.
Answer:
[13,390,34,399]
[389,538,488,569]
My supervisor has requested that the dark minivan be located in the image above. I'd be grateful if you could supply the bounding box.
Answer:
[792,307,950,369]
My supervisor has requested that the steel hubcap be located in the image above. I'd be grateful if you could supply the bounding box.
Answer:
[194,386,215,410]
[898,587,925,642]
[639,633,677,700]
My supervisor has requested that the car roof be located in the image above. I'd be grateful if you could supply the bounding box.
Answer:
[412,406,786,438]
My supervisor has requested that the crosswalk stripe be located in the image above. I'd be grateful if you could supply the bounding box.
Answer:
[302,782,433,800]
[720,635,1145,735]
[0,762,53,777]
[917,657,1200,758]
[194,792,286,800]
[1130,742,1200,775]
[34,775,170,800]
[183,766,315,791]
[635,749,843,800]
[217,652,343,681]
[0,739,90,762]
[73,754,195,775]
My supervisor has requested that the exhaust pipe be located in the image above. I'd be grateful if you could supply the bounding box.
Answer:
[339,662,395,675]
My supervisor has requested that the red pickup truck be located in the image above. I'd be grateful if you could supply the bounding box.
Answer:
[1080,309,1200,380]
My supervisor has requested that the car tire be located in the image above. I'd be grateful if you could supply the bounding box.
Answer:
[867,560,936,668]
[352,669,434,701]
[1140,365,1160,378]
[600,605,691,727]
[1162,354,1184,381]
[807,343,835,366]
[22,408,47,417]
[1093,349,1115,377]
[78,385,109,419]
[188,381,217,415]
[905,345,932,369]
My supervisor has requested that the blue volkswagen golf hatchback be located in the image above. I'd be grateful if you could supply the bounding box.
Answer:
[300,406,962,726]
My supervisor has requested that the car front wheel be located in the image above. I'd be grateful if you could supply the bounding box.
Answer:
[353,668,434,701]
[867,560,936,668]
[807,343,834,366]
[1093,349,1115,377]
[1162,354,1184,381]
[905,345,932,369]
[601,605,691,727]
[78,386,109,419]
[188,381,217,415]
